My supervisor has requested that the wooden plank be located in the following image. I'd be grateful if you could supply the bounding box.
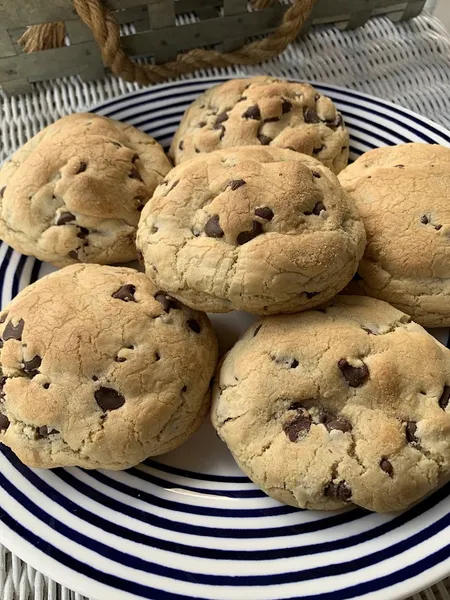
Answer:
[148,0,177,62]
[121,6,285,56]
[0,30,17,58]
[0,41,99,80]
[1,77,33,95]
[0,0,75,29]
[221,0,247,52]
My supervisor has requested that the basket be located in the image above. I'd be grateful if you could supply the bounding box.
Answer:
[0,0,426,96]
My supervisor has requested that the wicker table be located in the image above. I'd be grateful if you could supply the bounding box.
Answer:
[1,4,450,599]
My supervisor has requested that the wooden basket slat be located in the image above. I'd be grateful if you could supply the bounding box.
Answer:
[120,6,285,56]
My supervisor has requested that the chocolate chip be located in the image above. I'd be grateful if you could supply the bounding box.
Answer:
[326,419,352,433]
[23,355,41,377]
[305,202,325,216]
[264,117,279,123]
[187,319,201,334]
[338,359,369,387]
[439,385,450,409]
[421,215,429,224]
[304,108,320,123]
[129,166,143,181]
[76,162,87,174]
[92,375,98,381]
[112,284,136,302]
[3,319,24,341]
[0,186,6,198]
[219,127,226,141]
[77,227,89,239]
[214,112,229,128]
[325,481,352,502]
[312,201,325,215]
[242,105,261,120]
[198,121,206,127]
[68,250,78,260]
[229,179,246,191]
[291,359,299,369]
[205,215,224,238]
[195,148,200,153]
[154,292,179,312]
[56,212,75,225]
[237,221,263,245]
[255,207,274,221]
[380,458,393,476]
[326,114,343,129]
[405,421,418,444]
[36,426,58,439]
[313,145,324,154]
[258,134,272,146]
[179,140,184,151]
[115,356,126,363]
[435,224,442,231]
[0,313,8,324]
[312,170,321,178]
[95,387,125,411]
[0,414,9,432]
[132,153,139,163]
[155,352,160,361]
[254,324,262,337]
[182,385,187,392]
[394,164,404,169]
[43,383,50,389]
[281,99,292,114]
[283,413,311,442]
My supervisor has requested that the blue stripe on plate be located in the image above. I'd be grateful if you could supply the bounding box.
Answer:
[1,472,449,587]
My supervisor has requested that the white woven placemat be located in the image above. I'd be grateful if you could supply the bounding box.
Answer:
[1,7,450,600]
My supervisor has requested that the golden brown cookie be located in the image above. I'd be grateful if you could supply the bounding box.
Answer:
[0,113,171,267]
[170,77,349,173]
[137,146,366,315]
[339,143,450,327]
[212,296,450,512]
[0,264,218,469]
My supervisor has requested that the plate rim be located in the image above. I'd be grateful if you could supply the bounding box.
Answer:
[0,75,449,600]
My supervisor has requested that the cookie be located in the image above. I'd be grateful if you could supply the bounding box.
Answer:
[170,77,349,173]
[0,264,218,469]
[212,296,450,512]
[137,146,365,315]
[0,113,171,267]
[339,143,450,327]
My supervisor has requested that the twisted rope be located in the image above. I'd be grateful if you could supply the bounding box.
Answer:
[19,0,315,85]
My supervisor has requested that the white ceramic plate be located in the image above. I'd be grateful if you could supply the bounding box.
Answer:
[0,78,449,600]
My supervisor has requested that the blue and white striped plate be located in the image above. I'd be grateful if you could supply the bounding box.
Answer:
[0,78,449,600]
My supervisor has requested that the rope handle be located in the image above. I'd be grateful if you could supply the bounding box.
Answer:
[19,0,316,85]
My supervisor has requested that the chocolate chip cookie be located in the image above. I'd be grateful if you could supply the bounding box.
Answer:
[212,296,450,512]
[137,146,365,315]
[0,113,171,267]
[339,143,450,327]
[0,264,218,469]
[170,77,349,173]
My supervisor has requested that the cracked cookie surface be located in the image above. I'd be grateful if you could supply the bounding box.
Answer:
[137,146,365,314]
[212,296,450,512]
[339,143,450,327]
[0,264,218,469]
[170,77,349,173]
[0,113,171,267]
